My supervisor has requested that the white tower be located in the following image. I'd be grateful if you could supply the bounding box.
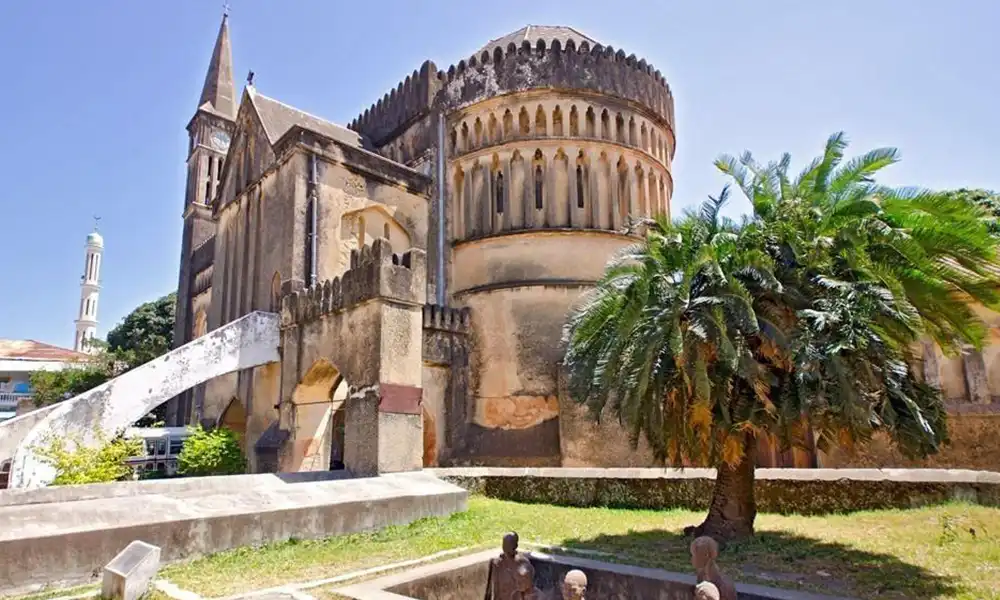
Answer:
[74,222,104,353]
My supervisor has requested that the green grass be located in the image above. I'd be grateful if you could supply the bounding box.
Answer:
[152,497,999,600]
[6,584,97,600]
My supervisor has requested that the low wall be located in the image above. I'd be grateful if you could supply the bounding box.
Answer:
[0,470,351,507]
[337,548,849,600]
[0,472,467,594]
[431,467,1000,514]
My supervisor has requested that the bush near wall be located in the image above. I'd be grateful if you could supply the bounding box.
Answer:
[177,426,247,477]
[36,433,144,486]
[436,468,1000,515]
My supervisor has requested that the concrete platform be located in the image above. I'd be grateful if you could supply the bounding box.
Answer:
[0,471,467,594]
[0,469,353,508]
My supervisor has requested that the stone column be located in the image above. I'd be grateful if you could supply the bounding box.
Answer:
[962,348,991,404]
[480,162,492,235]
[545,148,557,228]
[921,340,942,391]
[469,160,483,237]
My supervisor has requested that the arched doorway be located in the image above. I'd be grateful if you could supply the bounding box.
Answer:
[329,376,347,471]
[219,397,247,443]
[289,359,348,472]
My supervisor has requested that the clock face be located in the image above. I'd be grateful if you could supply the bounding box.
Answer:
[211,131,231,152]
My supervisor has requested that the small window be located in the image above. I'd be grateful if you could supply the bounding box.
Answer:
[534,166,543,210]
[205,157,213,202]
[576,166,585,208]
[169,440,183,455]
[383,223,391,240]
[495,172,505,214]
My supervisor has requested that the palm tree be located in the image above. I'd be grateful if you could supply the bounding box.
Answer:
[563,133,1000,542]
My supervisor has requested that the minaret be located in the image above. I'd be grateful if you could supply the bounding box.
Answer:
[168,10,237,426]
[74,220,104,353]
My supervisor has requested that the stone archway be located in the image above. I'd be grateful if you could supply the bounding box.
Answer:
[288,359,348,472]
[277,239,427,477]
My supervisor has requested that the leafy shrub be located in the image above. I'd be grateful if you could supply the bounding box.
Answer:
[177,426,246,476]
[36,432,143,485]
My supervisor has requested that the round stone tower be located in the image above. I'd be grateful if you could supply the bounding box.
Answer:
[347,25,675,466]
[439,26,675,465]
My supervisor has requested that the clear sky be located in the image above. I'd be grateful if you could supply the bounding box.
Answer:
[1,1,998,348]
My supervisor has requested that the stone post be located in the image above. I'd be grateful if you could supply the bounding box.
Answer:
[962,348,991,404]
[921,340,942,391]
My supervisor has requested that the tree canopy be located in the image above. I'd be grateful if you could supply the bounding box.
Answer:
[563,133,1000,541]
[106,291,177,367]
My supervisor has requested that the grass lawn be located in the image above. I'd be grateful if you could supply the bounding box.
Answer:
[150,497,1000,600]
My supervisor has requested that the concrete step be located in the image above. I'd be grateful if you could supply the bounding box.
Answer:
[0,471,467,594]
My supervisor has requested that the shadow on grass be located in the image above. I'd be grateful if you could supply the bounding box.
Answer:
[558,529,962,599]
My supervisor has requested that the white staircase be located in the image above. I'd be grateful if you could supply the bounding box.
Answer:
[4,311,281,489]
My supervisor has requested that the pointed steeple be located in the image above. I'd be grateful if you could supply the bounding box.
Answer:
[197,12,236,120]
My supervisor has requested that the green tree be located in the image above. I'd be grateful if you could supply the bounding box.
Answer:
[28,347,122,406]
[177,426,247,477]
[563,133,1000,541]
[35,431,144,485]
[106,291,177,367]
[948,188,1000,236]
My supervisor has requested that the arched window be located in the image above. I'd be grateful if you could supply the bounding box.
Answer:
[534,166,544,210]
[495,172,505,214]
[576,165,585,209]
[383,223,391,240]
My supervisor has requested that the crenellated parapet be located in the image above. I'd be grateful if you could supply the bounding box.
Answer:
[348,60,441,148]
[422,304,471,334]
[281,238,427,326]
[435,39,674,130]
[350,36,674,153]
[422,303,472,366]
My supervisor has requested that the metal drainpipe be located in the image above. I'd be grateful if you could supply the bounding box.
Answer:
[308,153,319,287]
[436,111,446,306]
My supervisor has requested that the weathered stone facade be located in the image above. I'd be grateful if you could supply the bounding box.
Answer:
[167,18,997,473]
[166,20,678,472]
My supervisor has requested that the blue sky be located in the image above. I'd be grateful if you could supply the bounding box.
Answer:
[1,1,998,348]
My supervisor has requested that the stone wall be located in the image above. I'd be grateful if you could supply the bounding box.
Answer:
[421,304,471,465]
[819,410,1000,470]
[433,467,1000,514]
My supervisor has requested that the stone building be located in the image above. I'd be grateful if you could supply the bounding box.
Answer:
[166,15,675,471]
[167,15,997,473]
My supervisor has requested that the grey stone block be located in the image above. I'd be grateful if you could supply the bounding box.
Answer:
[102,540,161,600]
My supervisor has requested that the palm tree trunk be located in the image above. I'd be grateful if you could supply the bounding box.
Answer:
[686,435,758,543]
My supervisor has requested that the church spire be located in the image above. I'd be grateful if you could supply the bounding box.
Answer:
[197,11,236,120]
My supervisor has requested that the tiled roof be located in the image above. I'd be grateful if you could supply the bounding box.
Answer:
[0,340,89,362]
[475,25,599,57]
[249,89,368,149]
